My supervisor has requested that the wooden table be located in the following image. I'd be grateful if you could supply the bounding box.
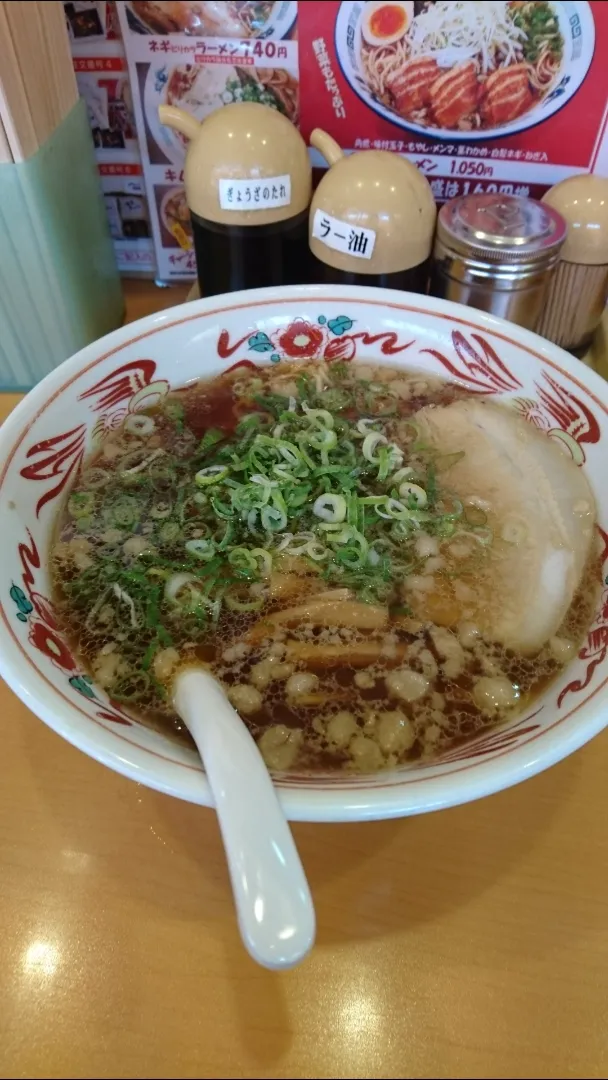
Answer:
[1,281,607,1080]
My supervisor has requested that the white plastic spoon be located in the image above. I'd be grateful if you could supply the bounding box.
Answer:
[173,667,315,969]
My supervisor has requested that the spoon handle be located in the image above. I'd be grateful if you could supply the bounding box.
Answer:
[174,669,315,970]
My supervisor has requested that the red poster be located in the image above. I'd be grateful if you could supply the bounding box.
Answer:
[299,1,608,200]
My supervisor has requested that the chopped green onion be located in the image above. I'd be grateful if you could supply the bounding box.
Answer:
[125,414,155,436]
[313,494,347,523]
[82,468,109,490]
[150,499,173,519]
[111,672,151,702]
[464,505,487,527]
[159,521,180,543]
[68,491,95,519]
[376,498,410,521]
[305,540,329,561]
[199,428,225,455]
[210,496,233,519]
[277,531,314,554]
[376,446,393,482]
[302,404,334,429]
[261,504,287,532]
[391,466,414,484]
[251,472,278,489]
[356,418,383,435]
[195,465,229,486]
[362,432,388,462]
[399,482,427,508]
[307,428,338,452]
[276,441,301,467]
[185,538,216,561]
[216,521,234,551]
[228,547,258,574]
[321,388,351,411]
[104,495,141,528]
[66,360,487,658]
[165,401,185,428]
[272,464,294,481]
[387,443,404,470]
[250,547,272,577]
[225,589,264,613]
[164,572,197,604]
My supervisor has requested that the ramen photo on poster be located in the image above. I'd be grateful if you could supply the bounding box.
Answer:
[157,185,193,249]
[335,0,595,140]
[123,0,297,39]
[138,59,299,165]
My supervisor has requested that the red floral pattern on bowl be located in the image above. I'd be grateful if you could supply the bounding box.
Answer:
[0,285,606,822]
[275,318,325,359]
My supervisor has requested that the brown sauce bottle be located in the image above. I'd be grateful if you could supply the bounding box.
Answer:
[158,102,313,296]
[308,130,436,294]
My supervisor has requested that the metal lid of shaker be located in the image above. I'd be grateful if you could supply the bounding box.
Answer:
[158,101,311,226]
[437,193,567,266]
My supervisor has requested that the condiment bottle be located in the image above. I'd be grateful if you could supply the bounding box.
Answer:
[308,129,436,291]
[430,193,567,331]
[158,102,312,297]
[537,175,608,356]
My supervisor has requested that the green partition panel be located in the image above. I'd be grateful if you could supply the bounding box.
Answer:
[0,99,124,390]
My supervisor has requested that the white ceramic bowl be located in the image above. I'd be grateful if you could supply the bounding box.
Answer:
[334,0,595,142]
[1,284,607,821]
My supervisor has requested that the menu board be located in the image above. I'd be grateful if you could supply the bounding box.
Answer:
[98,2,607,282]
[65,1,156,275]
[116,1,299,281]
[298,1,608,202]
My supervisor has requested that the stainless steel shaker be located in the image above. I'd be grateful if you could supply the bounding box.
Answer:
[430,193,567,331]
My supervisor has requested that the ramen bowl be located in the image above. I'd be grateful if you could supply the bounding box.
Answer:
[335,0,595,142]
[0,284,607,821]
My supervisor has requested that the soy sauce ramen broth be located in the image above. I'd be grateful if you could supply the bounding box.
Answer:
[51,360,599,774]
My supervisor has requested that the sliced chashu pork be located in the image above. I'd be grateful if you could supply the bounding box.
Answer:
[414,399,596,655]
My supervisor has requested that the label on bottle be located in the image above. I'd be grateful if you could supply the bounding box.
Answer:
[312,208,376,260]
[218,175,292,211]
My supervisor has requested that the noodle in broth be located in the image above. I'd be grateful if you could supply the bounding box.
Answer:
[51,360,599,775]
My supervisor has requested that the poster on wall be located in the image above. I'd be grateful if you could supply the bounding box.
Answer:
[99,163,156,273]
[64,0,120,41]
[73,52,139,155]
[298,0,608,202]
[65,1,156,274]
[117,1,299,281]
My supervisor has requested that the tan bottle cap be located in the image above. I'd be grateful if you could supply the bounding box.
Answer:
[309,129,436,275]
[159,101,311,226]
[542,174,608,265]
